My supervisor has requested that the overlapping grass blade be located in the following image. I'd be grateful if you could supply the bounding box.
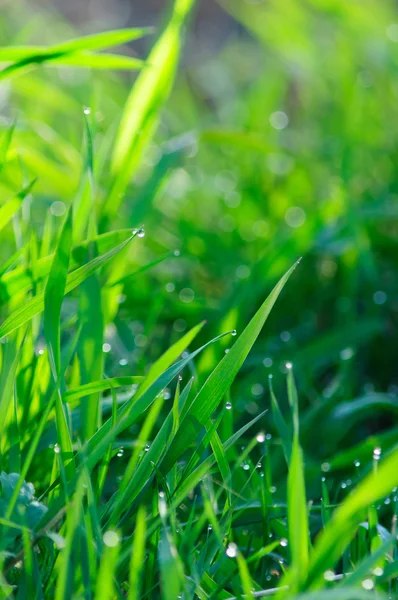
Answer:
[305,444,398,589]
[0,231,135,339]
[159,260,299,475]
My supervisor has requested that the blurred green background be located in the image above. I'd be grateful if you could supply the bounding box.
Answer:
[1,0,398,467]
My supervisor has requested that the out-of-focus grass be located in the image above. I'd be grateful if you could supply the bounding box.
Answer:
[0,0,397,597]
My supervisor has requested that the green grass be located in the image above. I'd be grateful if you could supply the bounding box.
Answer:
[0,0,398,597]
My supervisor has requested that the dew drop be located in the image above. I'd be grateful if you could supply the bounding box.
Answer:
[103,531,119,547]
[102,343,111,353]
[324,570,335,582]
[225,402,232,410]
[361,578,374,590]
[256,432,266,443]
[354,459,361,467]
[285,361,293,370]
[83,106,91,115]
[226,542,238,558]
[231,329,237,336]
[373,447,382,460]
[137,227,145,238]
[280,538,288,547]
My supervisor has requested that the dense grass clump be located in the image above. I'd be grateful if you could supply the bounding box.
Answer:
[0,0,398,598]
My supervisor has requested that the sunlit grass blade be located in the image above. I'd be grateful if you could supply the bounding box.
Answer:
[0,231,135,339]
[160,260,299,475]
[47,52,144,70]
[105,0,195,219]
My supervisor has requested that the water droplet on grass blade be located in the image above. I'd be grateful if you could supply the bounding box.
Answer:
[83,106,91,115]
[103,531,119,547]
[280,538,288,547]
[226,543,238,558]
[373,447,382,460]
[225,402,232,410]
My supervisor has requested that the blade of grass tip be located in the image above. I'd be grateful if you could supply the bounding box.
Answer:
[48,52,144,70]
[0,179,36,234]
[104,0,195,221]
[286,363,299,435]
[0,28,151,63]
[44,205,75,474]
[95,530,120,600]
[128,506,147,600]
[160,259,300,476]
[51,28,153,53]
[0,229,136,340]
[305,444,398,589]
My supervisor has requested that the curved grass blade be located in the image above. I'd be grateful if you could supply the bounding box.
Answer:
[159,259,300,476]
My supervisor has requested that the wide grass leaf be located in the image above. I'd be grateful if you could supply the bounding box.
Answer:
[159,259,300,475]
